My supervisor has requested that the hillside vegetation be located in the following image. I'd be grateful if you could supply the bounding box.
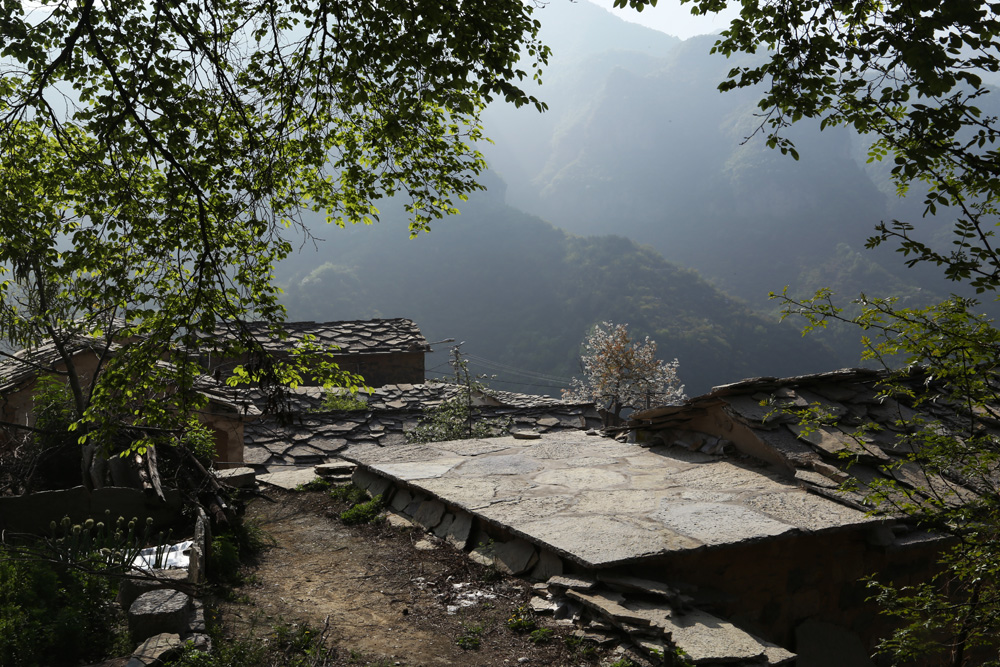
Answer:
[278,185,837,396]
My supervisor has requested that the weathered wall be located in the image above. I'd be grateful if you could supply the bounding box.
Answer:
[626,527,944,663]
[327,351,425,388]
[207,350,426,388]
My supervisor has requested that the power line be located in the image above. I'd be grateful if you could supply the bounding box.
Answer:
[463,353,573,384]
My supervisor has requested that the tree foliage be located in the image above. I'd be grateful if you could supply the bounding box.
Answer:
[609,0,1000,660]
[563,321,685,422]
[0,0,549,464]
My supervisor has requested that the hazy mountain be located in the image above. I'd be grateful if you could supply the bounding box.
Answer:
[481,8,972,318]
[277,181,838,396]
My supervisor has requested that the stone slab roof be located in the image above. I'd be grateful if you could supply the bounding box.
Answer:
[0,336,104,393]
[628,367,994,516]
[243,401,602,469]
[338,431,882,568]
[219,319,431,355]
[239,383,587,414]
[0,337,254,415]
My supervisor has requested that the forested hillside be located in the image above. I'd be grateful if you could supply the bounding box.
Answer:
[278,181,837,396]
[481,2,974,316]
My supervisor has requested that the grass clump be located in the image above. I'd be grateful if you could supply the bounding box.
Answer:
[338,494,385,525]
[328,484,369,506]
[295,478,331,492]
[167,621,337,667]
[320,392,369,412]
[528,628,554,645]
[455,623,484,650]
[610,658,638,667]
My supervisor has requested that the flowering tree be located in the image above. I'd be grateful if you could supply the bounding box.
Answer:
[564,322,686,423]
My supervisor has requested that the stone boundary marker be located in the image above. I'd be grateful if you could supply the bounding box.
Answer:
[350,467,796,666]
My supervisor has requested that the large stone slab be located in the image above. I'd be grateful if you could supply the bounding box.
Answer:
[126,632,183,667]
[652,502,795,547]
[663,609,774,664]
[128,589,190,642]
[257,468,321,490]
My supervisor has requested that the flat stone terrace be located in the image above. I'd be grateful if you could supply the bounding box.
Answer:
[341,430,879,568]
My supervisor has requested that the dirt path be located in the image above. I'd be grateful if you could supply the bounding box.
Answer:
[216,487,625,666]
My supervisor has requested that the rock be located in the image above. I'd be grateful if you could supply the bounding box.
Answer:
[412,499,446,530]
[565,589,651,627]
[530,596,555,614]
[257,468,322,490]
[128,589,191,642]
[188,599,206,633]
[663,609,773,664]
[390,487,413,512]
[215,467,256,488]
[491,539,538,575]
[443,511,473,550]
[597,573,680,603]
[433,512,455,538]
[315,461,356,476]
[117,569,188,610]
[547,574,597,591]
[126,632,183,667]
[512,430,541,440]
[386,512,415,529]
[352,468,394,498]
[414,538,438,550]
[528,550,563,581]
[187,633,212,653]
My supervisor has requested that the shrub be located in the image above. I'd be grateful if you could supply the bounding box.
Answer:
[320,391,368,412]
[328,485,369,506]
[0,548,128,666]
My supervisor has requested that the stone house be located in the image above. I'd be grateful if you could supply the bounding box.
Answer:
[200,318,432,388]
[0,336,248,472]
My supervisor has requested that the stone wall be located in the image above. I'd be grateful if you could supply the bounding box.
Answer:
[627,526,946,659]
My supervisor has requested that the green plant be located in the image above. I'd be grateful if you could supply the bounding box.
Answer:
[339,494,385,525]
[319,392,369,412]
[328,485,370,506]
[475,540,503,583]
[0,543,129,666]
[407,345,510,444]
[505,605,536,633]
[668,646,694,667]
[610,658,637,667]
[209,519,273,585]
[455,623,484,650]
[295,477,332,492]
[528,628,553,645]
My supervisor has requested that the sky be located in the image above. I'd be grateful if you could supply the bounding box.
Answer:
[585,0,739,39]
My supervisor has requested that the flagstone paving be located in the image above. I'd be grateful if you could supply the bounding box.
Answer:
[341,430,879,568]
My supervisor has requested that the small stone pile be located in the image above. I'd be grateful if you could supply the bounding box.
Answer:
[530,574,795,666]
